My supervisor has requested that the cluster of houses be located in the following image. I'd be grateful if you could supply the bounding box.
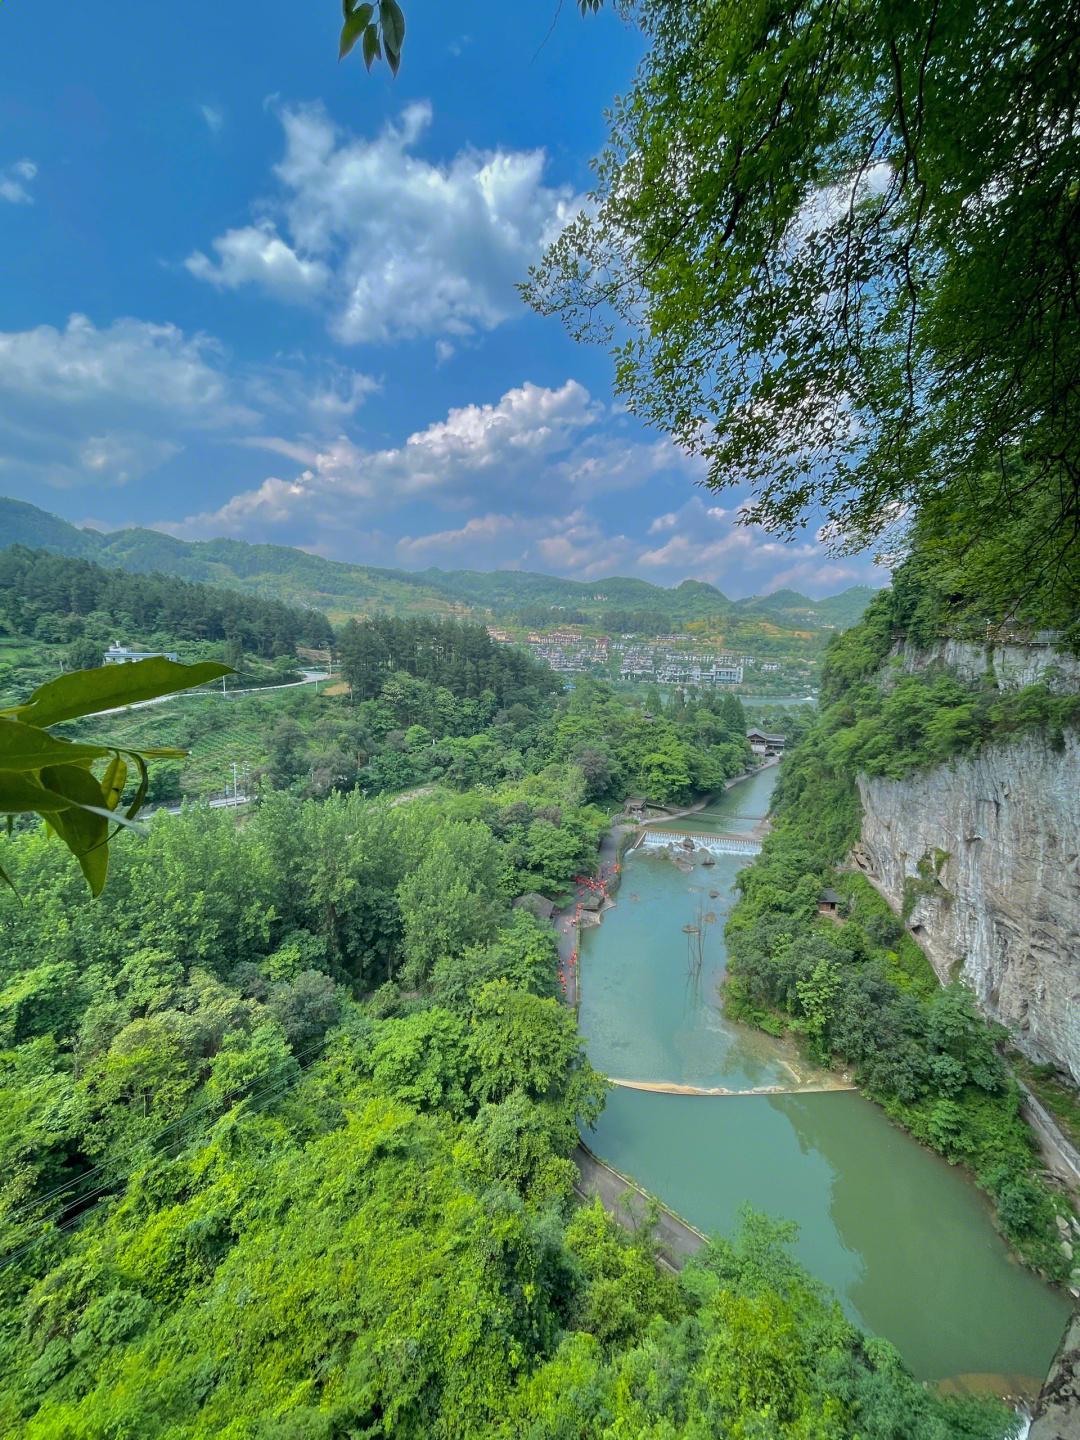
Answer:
[483,623,816,691]
[618,647,744,685]
[521,630,611,674]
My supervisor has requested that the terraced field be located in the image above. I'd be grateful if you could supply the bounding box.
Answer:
[63,689,324,798]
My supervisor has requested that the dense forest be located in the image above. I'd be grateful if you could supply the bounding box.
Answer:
[0,675,1011,1436]
[0,547,334,662]
[337,616,560,707]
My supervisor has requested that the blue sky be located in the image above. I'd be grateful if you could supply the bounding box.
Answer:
[0,0,886,598]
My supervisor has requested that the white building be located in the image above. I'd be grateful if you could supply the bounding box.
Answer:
[103,642,179,665]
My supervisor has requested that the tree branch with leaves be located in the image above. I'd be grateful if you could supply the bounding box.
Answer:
[522,0,1080,578]
[337,0,608,75]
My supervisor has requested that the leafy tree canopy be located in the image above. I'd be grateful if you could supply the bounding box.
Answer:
[525,0,1080,573]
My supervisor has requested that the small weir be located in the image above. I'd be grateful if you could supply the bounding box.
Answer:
[638,828,762,856]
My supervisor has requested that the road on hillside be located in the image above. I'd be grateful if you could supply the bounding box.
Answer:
[89,670,330,720]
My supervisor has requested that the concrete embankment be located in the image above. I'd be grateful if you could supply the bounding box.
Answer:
[572,1144,705,1272]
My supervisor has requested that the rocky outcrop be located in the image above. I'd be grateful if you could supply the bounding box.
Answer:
[1031,1310,1080,1440]
[892,637,1080,694]
[852,732,1080,1083]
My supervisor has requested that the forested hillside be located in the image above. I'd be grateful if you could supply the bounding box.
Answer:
[724,520,1080,1281]
[0,671,1009,1437]
[0,548,333,661]
[0,497,875,639]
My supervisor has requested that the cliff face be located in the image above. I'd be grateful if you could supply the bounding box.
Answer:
[853,732,1080,1083]
[893,637,1080,694]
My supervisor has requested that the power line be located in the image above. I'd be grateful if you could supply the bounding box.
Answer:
[1,1031,335,1274]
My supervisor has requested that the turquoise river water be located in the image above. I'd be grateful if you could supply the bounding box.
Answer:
[578,767,1069,1390]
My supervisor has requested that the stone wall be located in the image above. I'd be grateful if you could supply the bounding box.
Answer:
[852,732,1080,1083]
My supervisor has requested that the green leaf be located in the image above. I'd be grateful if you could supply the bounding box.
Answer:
[8,658,232,729]
[0,717,110,772]
[342,0,357,16]
[379,0,405,57]
[101,756,128,811]
[340,3,374,58]
[0,771,88,813]
[362,22,381,70]
[39,765,111,896]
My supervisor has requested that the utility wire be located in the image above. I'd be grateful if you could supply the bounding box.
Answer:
[0,1031,338,1274]
[3,1029,333,1229]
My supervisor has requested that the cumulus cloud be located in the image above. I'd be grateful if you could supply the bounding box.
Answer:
[0,158,37,205]
[163,378,598,541]
[0,312,260,489]
[0,313,248,423]
[186,220,330,303]
[186,101,583,344]
[633,496,886,595]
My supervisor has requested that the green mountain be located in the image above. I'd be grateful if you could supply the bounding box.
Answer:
[735,585,879,630]
[0,496,878,632]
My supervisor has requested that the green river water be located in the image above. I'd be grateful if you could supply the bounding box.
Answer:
[578,767,1069,1389]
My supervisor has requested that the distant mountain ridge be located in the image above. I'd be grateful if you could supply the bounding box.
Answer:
[0,496,879,632]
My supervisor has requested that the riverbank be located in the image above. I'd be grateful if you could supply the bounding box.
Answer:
[569,762,1072,1390]
[553,760,779,1011]
[572,1143,705,1273]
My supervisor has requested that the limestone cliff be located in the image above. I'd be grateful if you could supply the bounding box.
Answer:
[852,731,1080,1084]
[893,637,1080,695]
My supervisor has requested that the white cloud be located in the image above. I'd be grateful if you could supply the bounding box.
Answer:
[397,512,519,558]
[305,369,381,420]
[0,313,251,425]
[0,313,257,489]
[166,378,601,539]
[0,158,38,205]
[792,163,892,243]
[435,340,456,365]
[77,433,182,487]
[199,103,225,134]
[394,508,636,579]
[533,511,636,579]
[187,101,583,344]
[632,496,886,596]
[186,220,330,303]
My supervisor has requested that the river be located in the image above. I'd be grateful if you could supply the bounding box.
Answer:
[578,766,1069,1391]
